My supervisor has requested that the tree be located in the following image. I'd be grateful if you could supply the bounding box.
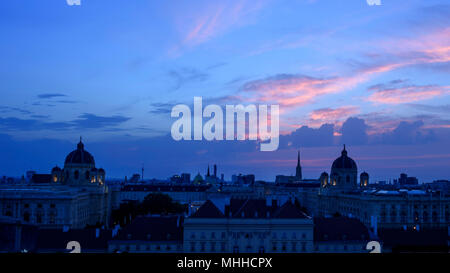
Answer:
[140,193,186,215]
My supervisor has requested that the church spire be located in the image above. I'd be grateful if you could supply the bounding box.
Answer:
[77,136,84,150]
[295,150,302,180]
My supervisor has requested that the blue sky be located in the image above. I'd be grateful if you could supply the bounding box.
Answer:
[0,0,449,182]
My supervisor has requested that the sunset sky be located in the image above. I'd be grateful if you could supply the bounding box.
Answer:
[0,0,449,182]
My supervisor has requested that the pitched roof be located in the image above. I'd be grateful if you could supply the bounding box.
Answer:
[272,201,309,219]
[192,198,310,219]
[314,217,369,242]
[229,199,273,218]
[191,200,225,218]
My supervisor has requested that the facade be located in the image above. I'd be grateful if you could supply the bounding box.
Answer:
[317,146,450,230]
[108,216,183,253]
[0,139,109,229]
[184,198,314,253]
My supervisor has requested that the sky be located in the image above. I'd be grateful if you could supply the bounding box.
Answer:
[0,0,449,182]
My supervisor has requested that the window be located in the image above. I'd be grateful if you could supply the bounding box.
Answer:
[423,211,429,222]
[36,211,43,223]
[301,242,306,252]
[432,212,438,223]
[74,170,79,180]
[233,246,239,253]
[23,212,30,222]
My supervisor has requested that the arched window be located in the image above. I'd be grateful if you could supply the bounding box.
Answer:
[74,170,79,180]
[86,171,90,180]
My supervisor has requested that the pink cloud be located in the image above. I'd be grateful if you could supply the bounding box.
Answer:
[309,106,360,125]
[169,0,267,56]
[367,82,450,104]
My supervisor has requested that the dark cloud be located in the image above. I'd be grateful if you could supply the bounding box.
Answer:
[37,93,67,99]
[378,120,436,145]
[72,113,131,129]
[280,124,334,148]
[55,100,79,104]
[0,113,130,131]
[149,103,174,115]
[168,67,209,91]
[407,103,450,114]
[0,106,32,115]
[341,117,368,145]
[30,114,50,119]
[0,117,72,131]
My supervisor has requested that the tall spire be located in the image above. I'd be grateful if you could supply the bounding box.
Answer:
[77,136,84,150]
[342,144,347,156]
[295,150,302,180]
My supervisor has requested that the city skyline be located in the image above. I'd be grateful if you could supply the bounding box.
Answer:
[0,0,449,181]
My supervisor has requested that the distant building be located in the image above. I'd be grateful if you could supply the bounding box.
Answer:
[184,198,314,253]
[398,173,419,186]
[317,145,450,230]
[129,174,141,183]
[0,139,109,229]
[232,174,255,185]
[114,184,211,208]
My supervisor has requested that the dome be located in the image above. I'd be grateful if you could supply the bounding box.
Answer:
[52,166,61,172]
[64,139,95,166]
[331,145,357,170]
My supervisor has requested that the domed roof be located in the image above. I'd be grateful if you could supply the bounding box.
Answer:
[52,166,61,172]
[64,139,95,166]
[331,145,357,170]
